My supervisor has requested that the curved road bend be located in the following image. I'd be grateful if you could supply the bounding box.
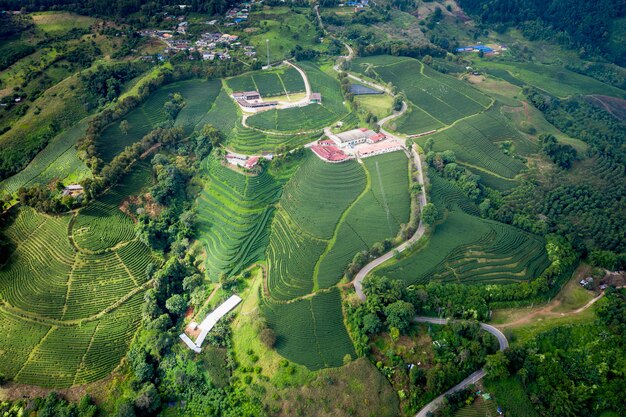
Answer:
[353,101,425,301]
[412,317,508,417]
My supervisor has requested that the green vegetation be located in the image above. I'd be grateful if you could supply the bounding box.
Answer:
[195,156,281,278]
[378,173,549,285]
[97,79,221,162]
[264,151,410,368]
[483,288,626,417]
[0,164,157,387]
[227,66,305,97]
[262,288,356,369]
[247,62,348,132]
[478,61,626,99]
[351,56,491,132]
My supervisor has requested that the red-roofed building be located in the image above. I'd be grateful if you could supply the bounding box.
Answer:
[318,139,335,146]
[367,133,386,143]
[311,145,350,163]
[359,127,369,132]
[244,156,259,169]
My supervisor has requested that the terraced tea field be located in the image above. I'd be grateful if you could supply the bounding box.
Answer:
[264,152,410,369]
[376,172,549,285]
[247,62,349,132]
[0,163,158,387]
[262,288,356,369]
[195,156,282,277]
[97,79,221,162]
[413,109,530,189]
[351,56,491,133]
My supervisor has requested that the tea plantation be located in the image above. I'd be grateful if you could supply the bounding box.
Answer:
[0,164,158,387]
[376,172,549,285]
[195,156,282,278]
[264,152,410,369]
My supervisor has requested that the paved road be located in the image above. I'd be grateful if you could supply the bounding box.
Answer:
[353,144,426,300]
[412,317,508,417]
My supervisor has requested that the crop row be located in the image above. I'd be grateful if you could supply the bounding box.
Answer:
[280,155,366,240]
[266,210,325,300]
[262,288,355,370]
[369,58,488,125]
[379,175,549,285]
[196,156,281,277]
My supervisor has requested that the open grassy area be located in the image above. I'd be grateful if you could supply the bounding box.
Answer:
[0,163,158,387]
[31,12,96,35]
[247,8,327,62]
[232,271,398,417]
[355,93,394,119]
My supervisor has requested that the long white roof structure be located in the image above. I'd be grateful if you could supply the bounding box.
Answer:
[179,294,242,353]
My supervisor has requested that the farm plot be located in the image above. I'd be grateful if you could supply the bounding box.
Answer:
[246,62,348,132]
[413,112,527,185]
[263,152,410,368]
[280,155,366,240]
[225,124,319,154]
[227,66,305,98]
[353,56,490,127]
[376,173,549,286]
[199,86,239,136]
[262,288,356,370]
[0,118,90,194]
[195,156,282,277]
[316,152,411,289]
[72,162,151,252]
[0,164,158,387]
[392,104,444,135]
[478,61,626,99]
[97,79,220,162]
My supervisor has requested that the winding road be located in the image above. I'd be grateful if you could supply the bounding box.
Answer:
[324,31,510,417]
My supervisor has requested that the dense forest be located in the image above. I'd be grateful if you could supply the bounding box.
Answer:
[458,0,626,63]
[0,0,235,17]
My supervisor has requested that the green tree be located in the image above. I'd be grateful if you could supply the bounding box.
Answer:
[484,351,509,380]
[421,203,439,225]
[165,294,187,316]
[119,119,129,135]
[384,300,415,333]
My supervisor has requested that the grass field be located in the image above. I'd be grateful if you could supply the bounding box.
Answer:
[227,66,305,98]
[195,156,281,278]
[31,12,96,35]
[247,8,328,61]
[0,163,158,387]
[97,79,221,162]
[377,172,549,286]
[350,56,491,133]
[264,152,410,369]
[246,62,348,132]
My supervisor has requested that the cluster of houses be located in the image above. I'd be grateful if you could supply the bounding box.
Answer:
[311,128,403,163]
